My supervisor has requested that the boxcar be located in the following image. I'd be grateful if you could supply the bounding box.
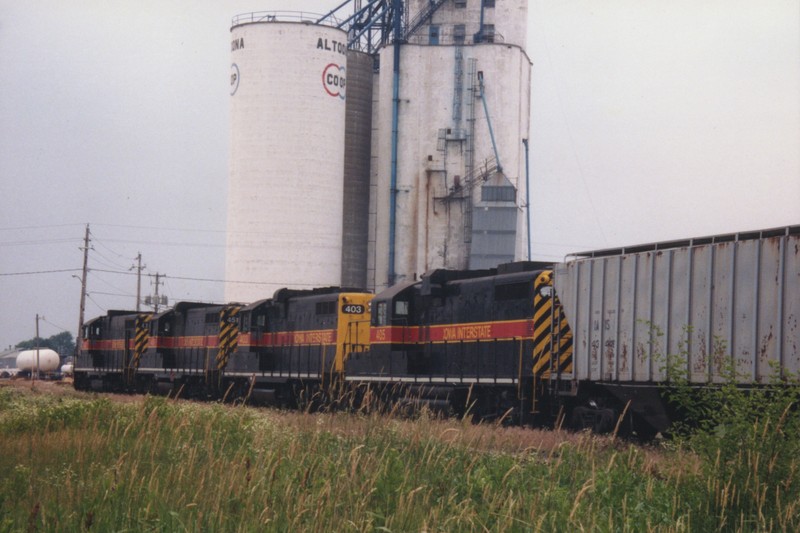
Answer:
[554,225,800,433]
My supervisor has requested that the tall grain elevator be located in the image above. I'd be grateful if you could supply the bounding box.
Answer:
[370,0,531,291]
[225,1,530,299]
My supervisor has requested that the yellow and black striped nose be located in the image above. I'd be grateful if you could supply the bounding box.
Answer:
[532,272,573,378]
[133,314,150,369]
[217,306,241,370]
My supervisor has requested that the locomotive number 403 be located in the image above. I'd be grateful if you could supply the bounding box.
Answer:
[342,304,365,314]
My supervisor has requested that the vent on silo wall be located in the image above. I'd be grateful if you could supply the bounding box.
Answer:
[469,179,517,269]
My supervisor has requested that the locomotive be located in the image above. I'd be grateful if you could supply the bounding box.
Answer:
[74,225,800,436]
[74,263,580,426]
[345,262,573,426]
[75,288,373,407]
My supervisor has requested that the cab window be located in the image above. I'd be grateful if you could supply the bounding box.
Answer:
[394,300,409,316]
[375,302,387,326]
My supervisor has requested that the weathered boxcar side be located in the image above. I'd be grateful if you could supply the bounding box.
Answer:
[554,225,800,432]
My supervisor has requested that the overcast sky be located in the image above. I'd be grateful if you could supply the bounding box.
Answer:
[1,0,798,351]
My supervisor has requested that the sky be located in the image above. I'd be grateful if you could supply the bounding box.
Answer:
[0,0,798,351]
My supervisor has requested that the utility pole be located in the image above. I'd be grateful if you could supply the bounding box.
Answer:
[75,224,90,358]
[153,273,163,313]
[133,252,144,312]
[143,272,166,312]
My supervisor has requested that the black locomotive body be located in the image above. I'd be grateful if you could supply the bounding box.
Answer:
[223,287,372,404]
[75,310,150,391]
[74,288,373,406]
[233,288,341,378]
[346,262,573,424]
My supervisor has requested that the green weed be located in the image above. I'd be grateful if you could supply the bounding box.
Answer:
[1,381,798,532]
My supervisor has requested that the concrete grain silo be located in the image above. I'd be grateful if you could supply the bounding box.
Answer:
[226,15,349,302]
[370,0,531,290]
[225,2,531,295]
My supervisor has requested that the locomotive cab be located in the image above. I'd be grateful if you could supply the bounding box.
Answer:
[74,310,141,392]
[148,308,177,369]
[349,280,418,377]
[82,316,104,341]
[81,315,107,368]
[234,298,274,372]
[371,281,417,328]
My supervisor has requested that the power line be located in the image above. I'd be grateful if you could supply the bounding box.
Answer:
[40,317,72,334]
[90,268,138,277]
[0,221,311,238]
[0,238,80,247]
[93,223,226,234]
[85,293,106,313]
[0,264,319,288]
[88,267,319,287]
[90,290,135,298]
[0,268,81,276]
[0,223,86,232]
[0,222,220,234]
[91,272,134,296]
[95,238,226,249]
[91,247,134,271]
[92,236,136,263]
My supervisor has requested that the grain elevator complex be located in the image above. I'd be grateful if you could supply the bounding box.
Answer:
[225,0,531,302]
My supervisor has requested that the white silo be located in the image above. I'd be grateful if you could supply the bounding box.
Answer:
[226,15,349,302]
[370,0,531,290]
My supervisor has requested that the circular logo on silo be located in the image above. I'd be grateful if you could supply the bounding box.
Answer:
[322,63,346,99]
[230,63,240,96]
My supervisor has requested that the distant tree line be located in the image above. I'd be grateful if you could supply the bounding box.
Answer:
[16,331,75,359]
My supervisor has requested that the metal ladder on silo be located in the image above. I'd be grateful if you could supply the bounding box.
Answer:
[453,46,464,125]
[464,58,478,246]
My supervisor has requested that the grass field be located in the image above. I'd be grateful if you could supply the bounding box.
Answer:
[0,381,797,532]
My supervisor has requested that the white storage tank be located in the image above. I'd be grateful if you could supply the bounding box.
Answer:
[226,15,349,302]
[16,349,60,373]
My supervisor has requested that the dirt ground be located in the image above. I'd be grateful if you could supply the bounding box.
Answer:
[1,376,76,395]
[0,376,142,403]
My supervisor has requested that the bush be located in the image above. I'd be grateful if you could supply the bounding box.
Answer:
[659,328,800,530]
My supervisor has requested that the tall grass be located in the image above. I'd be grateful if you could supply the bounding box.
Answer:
[657,328,800,532]
[0,384,798,532]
